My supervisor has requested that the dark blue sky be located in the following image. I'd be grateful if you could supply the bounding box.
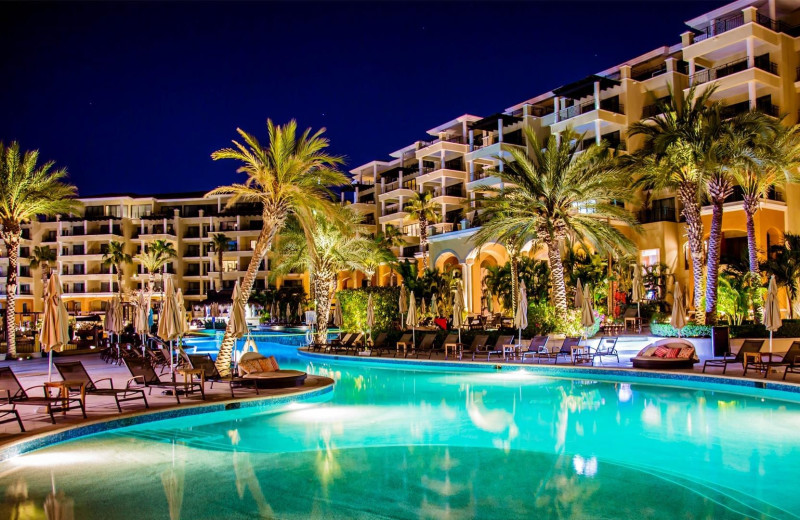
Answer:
[0,1,724,196]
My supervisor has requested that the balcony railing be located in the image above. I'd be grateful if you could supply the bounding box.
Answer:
[690,56,777,85]
[427,223,455,236]
[419,135,466,147]
[693,13,744,42]
[558,99,624,121]
[631,63,668,81]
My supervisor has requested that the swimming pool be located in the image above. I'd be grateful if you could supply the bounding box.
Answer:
[1,339,799,519]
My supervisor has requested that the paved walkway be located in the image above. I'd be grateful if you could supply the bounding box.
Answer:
[0,354,332,442]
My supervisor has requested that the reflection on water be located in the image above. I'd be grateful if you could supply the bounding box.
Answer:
[1,341,799,519]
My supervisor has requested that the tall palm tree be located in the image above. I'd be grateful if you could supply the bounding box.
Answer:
[476,127,638,316]
[628,84,721,313]
[208,119,347,374]
[150,238,177,280]
[729,121,800,322]
[0,142,79,357]
[135,248,167,294]
[210,233,231,292]
[101,240,132,297]
[359,238,397,286]
[272,208,369,342]
[404,191,440,270]
[376,224,405,285]
[29,245,57,294]
[761,233,800,318]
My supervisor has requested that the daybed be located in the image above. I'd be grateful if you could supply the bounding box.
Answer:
[631,338,699,369]
[238,352,307,388]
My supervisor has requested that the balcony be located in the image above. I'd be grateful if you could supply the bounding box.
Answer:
[689,56,777,85]
[693,13,745,42]
[558,98,624,121]
[638,207,677,224]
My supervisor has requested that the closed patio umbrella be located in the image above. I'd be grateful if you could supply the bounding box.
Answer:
[270,301,277,323]
[366,293,375,344]
[175,289,189,337]
[453,280,465,344]
[407,291,418,347]
[332,295,343,328]
[581,284,594,338]
[421,297,427,318]
[104,296,123,344]
[514,279,528,346]
[399,285,408,328]
[40,273,69,381]
[574,278,584,309]
[228,280,249,367]
[764,275,782,353]
[157,275,182,373]
[670,281,687,337]
[430,294,439,318]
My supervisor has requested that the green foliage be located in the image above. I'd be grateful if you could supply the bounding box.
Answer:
[338,286,400,333]
[761,233,800,318]
[484,257,550,311]
[395,261,460,308]
[650,312,712,337]
[524,302,601,337]
[731,319,800,338]
[717,268,763,326]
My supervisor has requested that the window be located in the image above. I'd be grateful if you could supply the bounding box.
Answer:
[640,248,660,267]
[84,206,104,218]
[106,205,121,218]
[130,205,152,219]
[222,260,238,272]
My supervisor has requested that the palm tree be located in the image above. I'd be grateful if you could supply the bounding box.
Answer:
[761,233,800,319]
[471,222,530,317]
[101,240,132,297]
[272,208,369,342]
[476,127,638,316]
[404,191,440,270]
[729,121,800,322]
[210,233,231,292]
[208,120,347,374]
[376,224,405,285]
[135,248,167,294]
[150,238,177,280]
[29,245,57,293]
[628,84,720,313]
[0,142,79,357]
[358,238,396,286]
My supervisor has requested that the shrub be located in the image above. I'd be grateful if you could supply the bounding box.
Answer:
[649,312,712,337]
[731,319,800,338]
[525,302,601,337]
[338,286,400,333]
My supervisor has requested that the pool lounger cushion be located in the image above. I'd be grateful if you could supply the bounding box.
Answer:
[631,338,699,369]
[239,353,308,388]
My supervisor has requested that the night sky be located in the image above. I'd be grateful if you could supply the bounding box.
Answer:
[0,1,725,197]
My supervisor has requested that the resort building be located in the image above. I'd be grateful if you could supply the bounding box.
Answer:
[344,0,800,315]
[1,192,308,320]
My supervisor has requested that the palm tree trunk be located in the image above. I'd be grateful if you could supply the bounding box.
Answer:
[679,181,705,312]
[705,177,732,325]
[743,197,763,323]
[115,262,123,297]
[215,217,280,376]
[314,271,335,344]
[510,256,519,316]
[419,217,428,271]
[3,235,20,358]
[217,250,223,292]
[546,239,568,316]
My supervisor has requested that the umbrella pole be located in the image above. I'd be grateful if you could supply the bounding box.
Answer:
[170,340,174,375]
[48,350,53,382]
[770,330,773,354]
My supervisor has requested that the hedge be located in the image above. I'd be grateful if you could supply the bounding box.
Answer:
[338,286,400,334]
[731,320,800,338]
[650,312,712,337]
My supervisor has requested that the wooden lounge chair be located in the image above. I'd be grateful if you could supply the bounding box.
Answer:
[0,406,24,432]
[702,340,764,374]
[743,341,800,378]
[437,333,458,359]
[459,335,490,360]
[409,333,437,359]
[55,360,149,412]
[475,335,514,361]
[519,336,549,363]
[783,342,800,380]
[188,354,257,398]
[368,333,390,356]
[592,337,619,364]
[0,366,86,425]
[311,332,347,352]
[341,333,365,355]
[123,358,205,404]
[544,337,581,364]
[394,333,414,357]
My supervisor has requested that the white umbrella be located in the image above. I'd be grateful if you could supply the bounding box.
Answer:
[175,289,189,337]
[407,291,418,347]
[632,264,644,318]
[332,295,343,328]
[764,275,782,354]
[580,284,594,338]
[39,273,69,381]
[399,286,408,328]
[514,279,528,346]
[104,296,123,344]
[453,280,465,344]
[157,275,182,373]
[421,297,427,317]
[270,301,277,323]
[670,281,687,337]
[229,280,249,367]
[574,278,584,309]
[365,293,375,344]
[430,294,439,318]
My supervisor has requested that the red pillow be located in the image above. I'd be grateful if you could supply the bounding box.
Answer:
[653,346,670,358]
[665,348,681,359]
[267,355,280,371]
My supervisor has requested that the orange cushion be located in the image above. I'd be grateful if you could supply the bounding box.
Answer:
[239,359,262,375]
[267,356,280,371]
[677,347,694,359]
[257,358,274,372]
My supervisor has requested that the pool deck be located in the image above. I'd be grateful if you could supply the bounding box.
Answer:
[0,354,334,453]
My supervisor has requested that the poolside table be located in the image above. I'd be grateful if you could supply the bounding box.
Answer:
[45,380,86,415]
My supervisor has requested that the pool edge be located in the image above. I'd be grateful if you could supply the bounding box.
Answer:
[0,380,334,463]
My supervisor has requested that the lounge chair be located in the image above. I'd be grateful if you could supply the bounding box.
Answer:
[0,406,24,432]
[467,317,484,331]
[783,341,800,380]
[341,333,365,355]
[311,333,347,352]
[409,334,437,359]
[519,336,550,363]
[394,333,414,357]
[0,366,86,425]
[702,340,764,374]
[437,333,458,359]
[458,334,490,360]
[472,335,514,361]
[188,354,257,397]
[744,341,800,378]
[592,337,619,364]
[546,337,582,364]
[55,360,149,412]
[123,358,205,404]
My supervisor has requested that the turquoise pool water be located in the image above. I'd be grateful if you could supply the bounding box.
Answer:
[1,339,799,519]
